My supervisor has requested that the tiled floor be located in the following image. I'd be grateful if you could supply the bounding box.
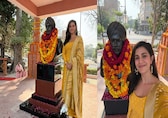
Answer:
[0,74,97,118]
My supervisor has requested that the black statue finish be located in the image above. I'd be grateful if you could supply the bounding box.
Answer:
[100,21,126,77]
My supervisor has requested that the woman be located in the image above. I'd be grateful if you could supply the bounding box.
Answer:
[127,41,168,118]
[62,20,84,118]
[15,61,24,78]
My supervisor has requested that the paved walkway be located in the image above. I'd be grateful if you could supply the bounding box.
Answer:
[0,73,97,118]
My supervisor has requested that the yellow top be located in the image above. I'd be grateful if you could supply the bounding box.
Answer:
[144,81,168,118]
[62,41,74,63]
[127,92,146,118]
[127,81,168,118]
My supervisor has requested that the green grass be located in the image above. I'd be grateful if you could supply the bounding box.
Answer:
[87,68,97,75]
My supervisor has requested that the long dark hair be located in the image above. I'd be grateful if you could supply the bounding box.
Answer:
[127,41,158,95]
[64,20,78,46]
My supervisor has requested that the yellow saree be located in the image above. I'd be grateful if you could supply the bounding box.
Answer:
[144,81,168,118]
[62,36,84,118]
[127,81,168,118]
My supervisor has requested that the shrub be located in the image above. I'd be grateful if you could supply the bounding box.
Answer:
[87,68,97,75]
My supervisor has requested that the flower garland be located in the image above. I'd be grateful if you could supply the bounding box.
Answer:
[39,28,58,64]
[103,39,131,98]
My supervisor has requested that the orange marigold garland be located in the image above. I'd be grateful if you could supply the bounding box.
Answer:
[39,28,58,64]
[103,39,131,98]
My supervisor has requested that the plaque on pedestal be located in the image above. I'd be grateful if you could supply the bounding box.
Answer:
[104,99,128,115]
[37,63,55,82]
[37,62,61,82]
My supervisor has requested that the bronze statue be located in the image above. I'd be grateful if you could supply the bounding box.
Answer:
[40,17,63,64]
[45,17,63,56]
[107,21,126,56]
[101,21,131,99]
[45,17,56,35]
[100,21,126,77]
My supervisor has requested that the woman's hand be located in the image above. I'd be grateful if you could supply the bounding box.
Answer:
[66,62,72,70]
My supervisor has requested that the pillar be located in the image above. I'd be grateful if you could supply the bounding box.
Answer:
[157,29,168,77]
[28,17,41,79]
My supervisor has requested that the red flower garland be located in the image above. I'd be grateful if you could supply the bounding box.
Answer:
[103,39,130,68]
[103,39,132,98]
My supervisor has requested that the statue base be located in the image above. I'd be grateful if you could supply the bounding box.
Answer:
[19,91,64,118]
[102,88,128,115]
[20,62,64,117]
[104,98,128,115]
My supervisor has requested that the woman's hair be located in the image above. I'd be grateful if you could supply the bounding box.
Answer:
[64,20,78,46]
[127,41,158,95]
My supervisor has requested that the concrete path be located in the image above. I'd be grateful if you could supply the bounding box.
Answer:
[0,74,97,118]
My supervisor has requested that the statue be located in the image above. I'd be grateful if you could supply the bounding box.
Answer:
[39,17,63,64]
[38,17,63,81]
[100,21,132,115]
[19,17,63,118]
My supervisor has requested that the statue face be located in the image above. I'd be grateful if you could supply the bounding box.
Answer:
[46,23,53,34]
[110,33,124,56]
[45,17,55,35]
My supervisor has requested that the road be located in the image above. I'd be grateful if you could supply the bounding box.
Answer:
[127,30,160,45]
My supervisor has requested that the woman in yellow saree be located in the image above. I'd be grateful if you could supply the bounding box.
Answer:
[62,20,84,118]
[127,41,168,118]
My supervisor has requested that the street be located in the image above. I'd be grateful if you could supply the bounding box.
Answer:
[127,30,160,45]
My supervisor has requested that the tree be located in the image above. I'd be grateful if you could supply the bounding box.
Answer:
[97,5,119,45]
[150,0,168,45]
[97,23,104,36]
[10,8,33,71]
[113,10,123,22]
[84,44,95,59]
[83,10,97,27]
[0,0,15,57]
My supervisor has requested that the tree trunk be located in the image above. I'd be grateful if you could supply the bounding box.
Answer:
[151,0,158,46]
[12,8,23,72]
[13,44,22,70]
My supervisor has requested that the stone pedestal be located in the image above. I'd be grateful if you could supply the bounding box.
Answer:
[20,63,63,118]
[102,88,129,115]
[104,99,128,115]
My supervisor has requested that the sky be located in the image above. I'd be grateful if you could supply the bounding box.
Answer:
[119,0,140,19]
[48,11,97,48]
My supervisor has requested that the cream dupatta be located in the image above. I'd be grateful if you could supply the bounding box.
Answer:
[62,36,84,118]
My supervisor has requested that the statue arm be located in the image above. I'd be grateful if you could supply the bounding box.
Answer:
[100,57,104,77]
[56,39,63,55]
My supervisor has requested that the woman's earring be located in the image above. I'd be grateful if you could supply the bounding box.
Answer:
[135,68,138,75]
[151,65,153,73]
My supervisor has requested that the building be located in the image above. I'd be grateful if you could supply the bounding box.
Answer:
[138,0,153,35]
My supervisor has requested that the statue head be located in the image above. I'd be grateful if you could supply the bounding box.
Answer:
[45,17,55,34]
[107,21,126,56]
